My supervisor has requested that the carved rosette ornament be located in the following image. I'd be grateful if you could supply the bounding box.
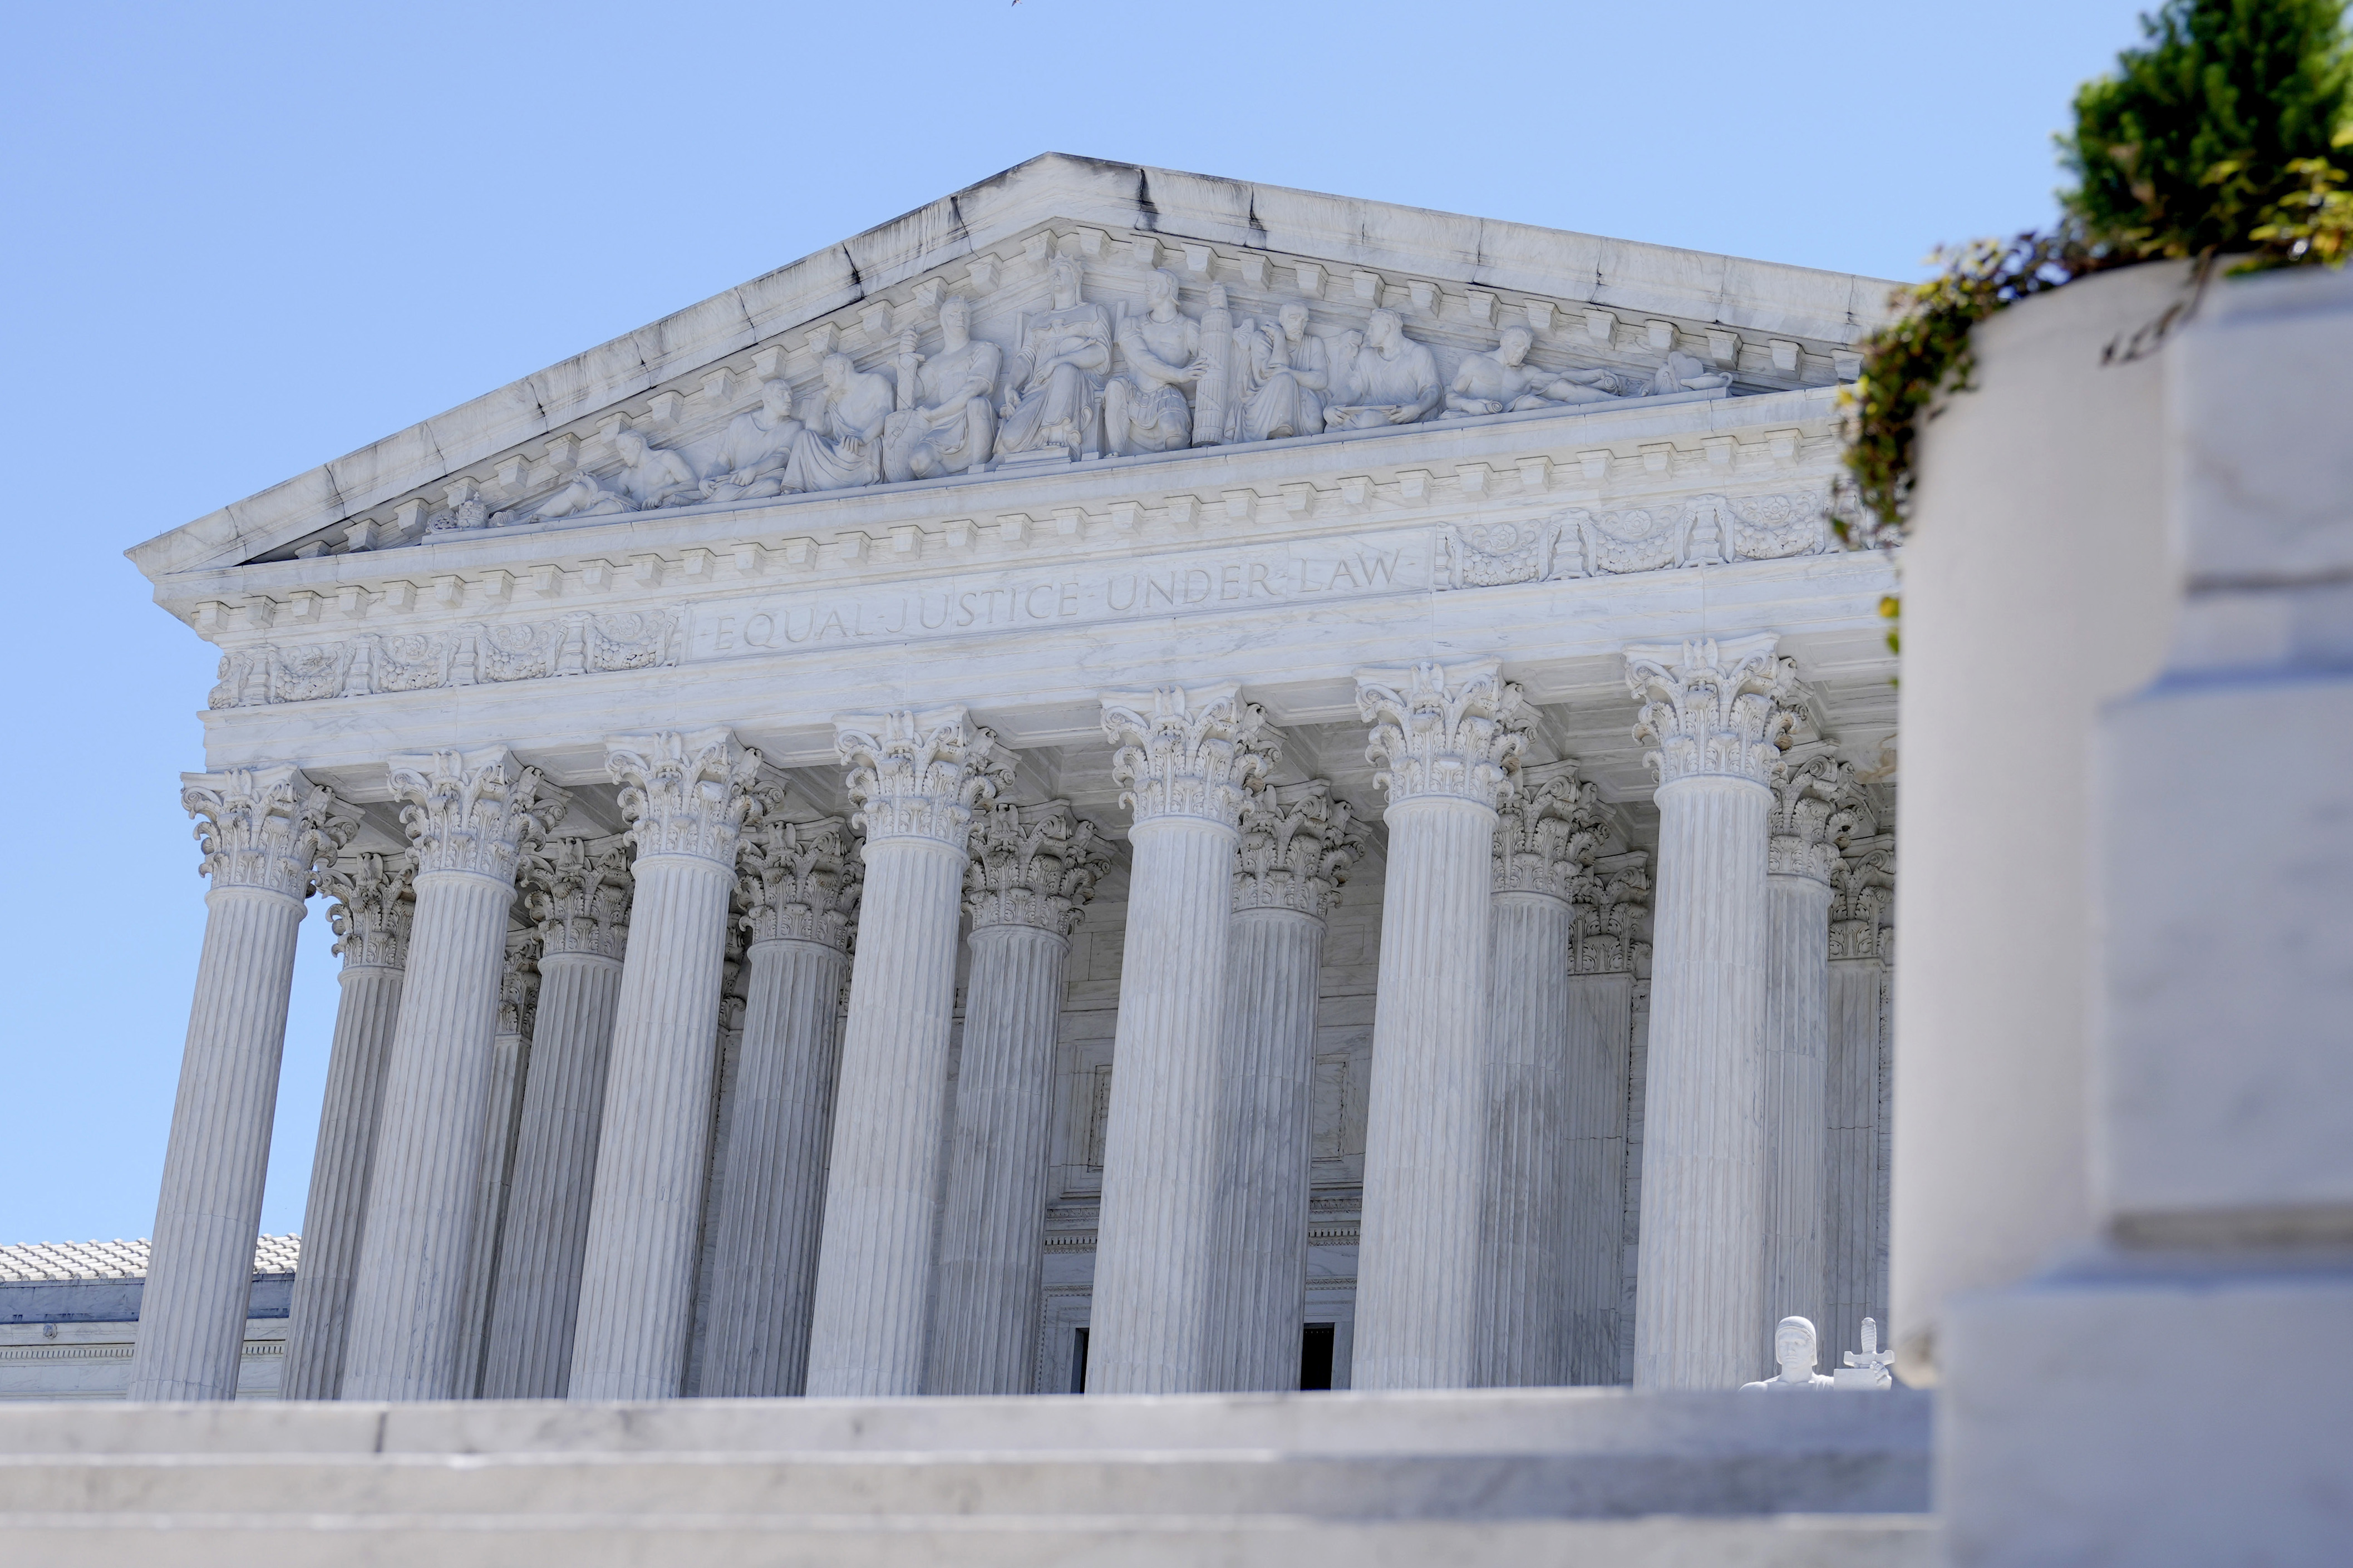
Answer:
[1767,754,1860,884]
[181,765,358,901]
[1232,781,1366,918]
[1101,684,1277,826]
[607,729,766,865]
[319,852,415,969]
[1356,659,1531,808]
[736,816,865,950]
[835,706,1008,846]
[388,747,567,884]
[1491,766,1606,900]
[1829,845,1896,961]
[1625,636,1797,788]
[964,802,1110,934]
[498,931,542,1038]
[1570,854,1652,975]
[524,836,633,960]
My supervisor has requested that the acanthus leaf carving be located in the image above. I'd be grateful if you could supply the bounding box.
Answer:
[388,746,567,885]
[320,851,416,969]
[1626,635,1796,789]
[1356,658,1529,809]
[523,835,632,960]
[1571,851,1652,975]
[1829,841,1896,961]
[1492,763,1606,901]
[1232,780,1365,919]
[1100,683,1277,826]
[737,814,864,950]
[181,764,360,901]
[498,929,542,1038]
[964,801,1111,934]
[606,728,766,865]
[1768,752,1859,884]
[835,706,1009,846]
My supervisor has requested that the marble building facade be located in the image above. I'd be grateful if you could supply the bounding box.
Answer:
[121,156,1899,1404]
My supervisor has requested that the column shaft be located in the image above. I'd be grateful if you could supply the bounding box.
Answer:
[1635,773,1772,1387]
[1761,872,1833,1340]
[566,856,737,1399]
[455,963,533,1397]
[126,886,308,1401]
[1213,906,1323,1392]
[700,936,848,1396]
[481,950,623,1397]
[929,923,1072,1394]
[1475,889,1575,1387]
[1825,955,1888,1367]
[1352,796,1499,1388]
[803,836,967,1395]
[1563,969,1636,1384]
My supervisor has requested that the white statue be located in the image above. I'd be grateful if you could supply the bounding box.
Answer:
[1440,324,1621,418]
[1835,1317,1896,1389]
[1103,268,1206,456]
[1648,349,1734,396]
[780,352,894,494]
[995,251,1112,461]
[701,379,806,504]
[512,468,628,524]
[611,428,701,509]
[881,294,1001,482]
[1741,1315,1836,1391]
[1235,301,1331,441]
[1322,308,1443,430]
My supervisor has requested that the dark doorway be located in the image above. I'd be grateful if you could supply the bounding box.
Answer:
[1071,1326,1090,1393]
[1299,1322,1335,1390]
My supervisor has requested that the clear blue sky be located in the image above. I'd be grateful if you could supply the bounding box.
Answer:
[1,0,2147,1246]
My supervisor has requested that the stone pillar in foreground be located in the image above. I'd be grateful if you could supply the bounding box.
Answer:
[700,816,863,1398]
[455,931,536,1395]
[1564,853,1649,1384]
[480,836,631,1398]
[1213,781,1362,1392]
[342,748,563,1401]
[930,802,1109,1396]
[1089,685,1276,1396]
[129,767,356,1403]
[1475,765,1602,1388]
[568,730,766,1401]
[280,852,411,1401]
[1824,840,1894,1375]
[804,708,1005,1397]
[1761,752,1852,1354]
[1351,659,1529,1390]
[1625,635,1793,1389]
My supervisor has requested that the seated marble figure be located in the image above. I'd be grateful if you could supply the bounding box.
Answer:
[1323,309,1443,430]
[1440,324,1621,419]
[1103,268,1207,456]
[1235,302,1331,441]
[1741,1315,1837,1391]
[780,352,895,494]
[882,294,1001,482]
[1648,349,1734,396]
[996,252,1112,462]
[701,379,806,504]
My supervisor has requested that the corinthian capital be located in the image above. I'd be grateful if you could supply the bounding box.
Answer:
[181,765,358,901]
[835,706,1008,846]
[1356,659,1530,810]
[1625,635,1796,789]
[524,835,632,959]
[498,930,541,1038]
[965,802,1111,934]
[608,728,766,865]
[321,852,414,969]
[388,747,567,885]
[1101,684,1277,826]
[1233,781,1366,918]
[1571,851,1652,975]
[1493,763,1606,900]
[737,816,864,949]
[1830,842,1896,961]
[1768,753,1859,884]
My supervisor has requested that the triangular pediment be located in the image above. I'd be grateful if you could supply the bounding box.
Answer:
[128,153,1894,584]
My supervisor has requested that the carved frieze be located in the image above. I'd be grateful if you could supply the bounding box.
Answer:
[210,609,682,709]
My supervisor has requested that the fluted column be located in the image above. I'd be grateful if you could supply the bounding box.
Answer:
[455,933,536,1395]
[1825,841,1894,1373]
[1476,766,1603,1388]
[804,709,1006,1397]
[280,854,412,1401]
[1214,782,1363,1392]
[568,730,766,1401]
[1564,855,1650,1384]
[700,817,863,1397]
[931,803,1110,1395]
[129,767,356,1402]
[342,749,564,1401]
[1351,660,1530,1390]
[479,837,630,1398]
[1090,685,1276,1396]
[1762,752,1853,1354]
[1625,635,1795,1388]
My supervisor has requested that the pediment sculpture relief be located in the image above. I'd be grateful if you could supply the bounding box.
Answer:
[405,243,1768,543]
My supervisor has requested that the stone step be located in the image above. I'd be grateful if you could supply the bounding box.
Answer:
[0,1511,1943,1568]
